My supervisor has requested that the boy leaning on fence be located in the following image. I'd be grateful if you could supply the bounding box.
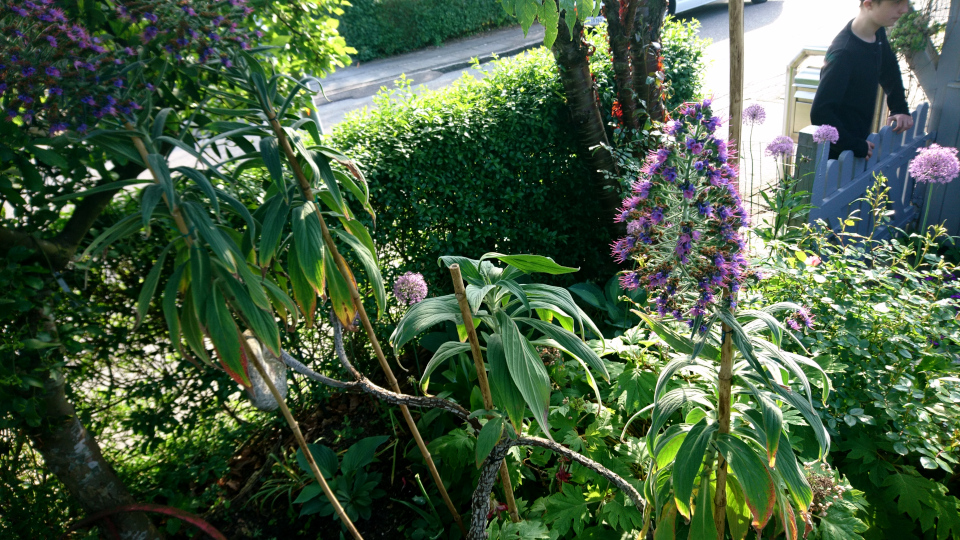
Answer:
[811,0,914,160]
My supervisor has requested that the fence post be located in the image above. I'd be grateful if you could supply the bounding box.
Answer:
[789,125,819,226]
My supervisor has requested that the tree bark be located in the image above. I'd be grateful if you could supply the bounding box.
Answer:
[632,0,668,123]
[605,0,640,133]
[28,369,161,540]
[551,17,622,222]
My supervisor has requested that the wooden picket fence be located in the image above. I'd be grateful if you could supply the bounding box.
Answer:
[795,102,936,239]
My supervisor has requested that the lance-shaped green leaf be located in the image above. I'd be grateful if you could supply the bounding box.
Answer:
[500,279,531,315]
[175,166,220,218]
[136,242,174,328]
[515,317,608,380]
[654,500,678,540]
[654,356,698,402]
[390,295,461,349]
[312,150,348,216]
[673,418,718,519]
[420,341,474,392]
[205,285,250,387]
[333,169,375,221]
[218,268,281,356]
[180,292,210,365]
[81,213,143,260]
[725,475,752,540]
[322,247,357,329]
[497,311,553,439]
[439,255,483,284]
[535,308,575,332]
[774,433,813,513]
[287,243,318,327]
[152,107,175,140]
[181,202,238,273]
[262,276,300,328]
[332,228,386,317]
[162,264,186,357]
[740,378,783,467]
[236,259,271,312]
[292,201,325,292]
[476,417,504,468]
[487,334,528,432]
[688,473,718,540]
[769,382,831,458]
[522,283,591,336]
[51,179,150,202]
[259,136,285,187]
[189,245,212,316]
[480,252,579,275]
[466,284,496,314]
[146,154,177,207]
[714,435,776,530]
[636,310,721,361]
[568,282,605,310]
[648,388,711,459]
[140,184,164,229]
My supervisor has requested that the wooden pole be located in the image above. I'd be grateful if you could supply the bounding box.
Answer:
[715,2,744,535]
[448,265,520,523]
[728,0,745,154]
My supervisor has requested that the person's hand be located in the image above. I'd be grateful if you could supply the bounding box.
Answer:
[866,140,875,159]
[887,113,914,134]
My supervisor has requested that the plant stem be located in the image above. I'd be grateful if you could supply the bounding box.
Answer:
[247,345,364,540]
[127,127,192,246]
[920,183,934,235]
[713,319,735,537]
[449,264,520,523]
[264,112,465,534]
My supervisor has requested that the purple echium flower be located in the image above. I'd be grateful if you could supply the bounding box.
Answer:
[765,135,795,160]
[393,272,428,306]
[742,103,766,126]
[813,125,840,145]
[908,144,960,184]
[612,99,750,324]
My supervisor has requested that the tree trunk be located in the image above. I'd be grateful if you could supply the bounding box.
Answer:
[604,0,640,133]
[27,369,161,540]
[551,17,622,222]
[632,0,669,123]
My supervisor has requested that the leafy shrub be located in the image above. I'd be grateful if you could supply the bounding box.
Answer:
[338,0,512,62]
[660,17,710,112]
[329,21,709,291]
[751,177,960,537]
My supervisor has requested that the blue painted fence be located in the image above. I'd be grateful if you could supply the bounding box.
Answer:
[797,103,936,239]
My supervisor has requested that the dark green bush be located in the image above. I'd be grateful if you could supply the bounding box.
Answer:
[329,22,708,292]
[338,0,512,62]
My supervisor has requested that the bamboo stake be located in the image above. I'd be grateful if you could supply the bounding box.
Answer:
[129,127,363,539]
[247,345,365,540]
[717,2,745,533]
[448,264,520,523]
[263,112,466,535]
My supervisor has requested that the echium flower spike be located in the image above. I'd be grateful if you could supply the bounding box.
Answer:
[611,99,751,325]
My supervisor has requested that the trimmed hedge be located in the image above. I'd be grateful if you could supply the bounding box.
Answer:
[329,22,708,291]
[338,0,513,62]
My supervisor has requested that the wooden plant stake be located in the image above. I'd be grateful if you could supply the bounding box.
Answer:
[448,264,520,523]
[717,1,744,535]
[129,127,364,539]
[263,110,466,535]
[247,344,365,540]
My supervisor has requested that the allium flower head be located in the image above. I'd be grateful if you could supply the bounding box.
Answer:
[611,99,750,324]
[393,272,428,306]
[908,144,960,184]
[765,135,795,160]
[812,125,839,145]
[743,103,766,126]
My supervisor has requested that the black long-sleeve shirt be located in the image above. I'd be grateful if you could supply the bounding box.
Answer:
[810,21,910,158]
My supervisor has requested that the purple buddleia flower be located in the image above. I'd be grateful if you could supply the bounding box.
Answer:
[742,103,766,126]
[908,144,959,184]
[813,125,840,145]
[765,135,795,160]
[393,272,428,306]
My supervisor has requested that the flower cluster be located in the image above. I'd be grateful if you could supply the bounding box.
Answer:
[812,124,839,145]
[1,0,254,135]
[786,306,814,331]
[393,272,428,306]
[765,135,795,161]
[742,103,766,126]
[613,99,751,325]
[908,144,960,184]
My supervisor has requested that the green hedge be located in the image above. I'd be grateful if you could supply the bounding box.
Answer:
[338,0,513,62]
[329,22,708,291]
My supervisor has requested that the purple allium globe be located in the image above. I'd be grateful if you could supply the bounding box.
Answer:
[742,103,766,126]
[812,125,840,145]
[765,135,795,160]
[909,144,960,184]
[612,99,750,326]
[393,272,428,306]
